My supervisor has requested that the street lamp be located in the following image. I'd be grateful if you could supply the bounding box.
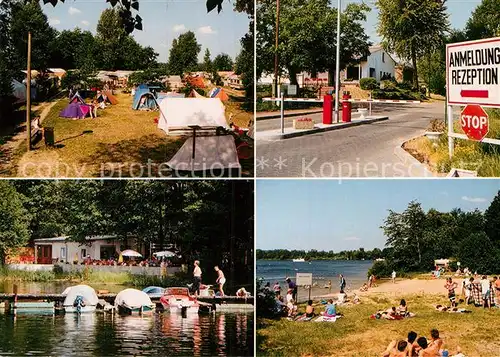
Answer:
[334,0,341,123]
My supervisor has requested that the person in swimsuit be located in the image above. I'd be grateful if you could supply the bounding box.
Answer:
[214,266,226,296]
[305,300,315,318]
[193,260,202,297]
[445,278,458,307]
[494,276,500,305]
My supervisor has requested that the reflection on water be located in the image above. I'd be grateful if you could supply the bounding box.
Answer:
[0,312,253,356]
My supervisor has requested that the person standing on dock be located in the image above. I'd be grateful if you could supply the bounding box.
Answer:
[339,274,346,293]
[193,260,202,297]
[215,266,226,296]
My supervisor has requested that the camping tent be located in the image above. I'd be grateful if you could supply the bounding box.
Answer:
[167,135,241,172]
[187,89,204,98]
[60,102,91,119]
[132,88,157,110]
[156,92,185,104]
[98,90,118,105]
[137,84,149,91]
[209,87,229,102]
[11,79,26,105]
[186,76,206,89]
[157,98,227,135]
[69,92,85,104]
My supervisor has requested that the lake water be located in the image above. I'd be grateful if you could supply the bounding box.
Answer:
[256,260,373,301]
[0,282,253,356]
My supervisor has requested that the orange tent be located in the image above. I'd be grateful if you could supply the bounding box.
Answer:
[212,88,229,102]
[186,76,206,89]
[103,90,119,105]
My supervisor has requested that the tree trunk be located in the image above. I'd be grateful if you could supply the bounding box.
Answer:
[328,66,335,87]
[311,69,317,79]
[411,46,418,89]
[288,66,298,86]
[416,238,422,264]
[0,250,5,266]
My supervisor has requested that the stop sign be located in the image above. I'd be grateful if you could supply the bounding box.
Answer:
[460,105,489,141]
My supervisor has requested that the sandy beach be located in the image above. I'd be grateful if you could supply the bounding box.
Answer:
[314,277,466,300]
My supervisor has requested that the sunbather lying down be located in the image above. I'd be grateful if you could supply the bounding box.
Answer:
[370,307,416,320]
[434,305,472,313]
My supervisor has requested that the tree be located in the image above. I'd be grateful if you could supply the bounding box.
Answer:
[96,8,127,70]
[0,181,30,265]
[464,0,500,40]
[10,1,57,71]
[376,0,449,88]
[203,48,212,73]
[168,31,201,75]
[458,232,500,274]
[257,0,370,85]
[213,53,234,71]
[381,201,429,271]
[485,191,500,244]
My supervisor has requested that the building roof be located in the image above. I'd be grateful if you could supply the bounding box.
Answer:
[34,235,119,244]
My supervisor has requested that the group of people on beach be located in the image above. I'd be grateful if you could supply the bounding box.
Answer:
[382,329,464,357]
[444,274,500,308]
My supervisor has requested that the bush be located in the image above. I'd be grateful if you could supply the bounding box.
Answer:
[53,265,63,274]
[367,260,394,278]
[360,77,378,90]
[256,280,283,318]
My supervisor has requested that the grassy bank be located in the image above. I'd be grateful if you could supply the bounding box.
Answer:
[0,267,189,288]
[258,293,500,356]
[404,109,500,176]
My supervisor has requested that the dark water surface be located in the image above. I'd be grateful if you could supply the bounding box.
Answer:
[0,312,253,356]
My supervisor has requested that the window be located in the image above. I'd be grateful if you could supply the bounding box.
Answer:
[60,247,66,260]
[382,52,385,63]
[81,249,86,259]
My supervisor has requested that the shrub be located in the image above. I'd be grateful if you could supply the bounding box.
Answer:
[256,280,283,318]
[53,265,63,274]
[427,119,446,132]
[367,260,394,278]
[360,77,378,90]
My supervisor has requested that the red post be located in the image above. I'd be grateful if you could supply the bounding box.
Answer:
[342,91,352,123]
[323,94,333,125]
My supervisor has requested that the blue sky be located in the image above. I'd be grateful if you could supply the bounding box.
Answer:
[41,1,250,63]
[256,180,500,252]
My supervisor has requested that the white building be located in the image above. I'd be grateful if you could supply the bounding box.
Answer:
[34,235,141,264]
[345,45,397,82]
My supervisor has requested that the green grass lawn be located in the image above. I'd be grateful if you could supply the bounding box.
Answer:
[404,109,500,176]
[257,294,500,356]
[14,92,253,177]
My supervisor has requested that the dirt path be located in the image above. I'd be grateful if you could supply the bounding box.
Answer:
[0,100,59,176]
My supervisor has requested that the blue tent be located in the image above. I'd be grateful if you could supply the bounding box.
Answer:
[132,88,157,110]
[137,84,149,91]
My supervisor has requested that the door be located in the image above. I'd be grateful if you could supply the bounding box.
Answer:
[37,245,52,264]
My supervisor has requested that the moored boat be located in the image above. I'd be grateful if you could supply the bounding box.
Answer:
[292,258,305,262]
[160,287,199,313]
[115,288,155,315]
[142,286,165,299]
[62,285,98,313]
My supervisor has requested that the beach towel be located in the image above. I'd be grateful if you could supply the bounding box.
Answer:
[435,305,472,313]
[314,315,341,322]
[294,315,314,322]
[370,311,415,320]
[469,282,495,306]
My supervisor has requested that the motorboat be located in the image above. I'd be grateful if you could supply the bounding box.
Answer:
[142,286,165,299]
[160,287,199,313]
[292,258,305,262]
[115,288,155,315]
[62,284,98,313]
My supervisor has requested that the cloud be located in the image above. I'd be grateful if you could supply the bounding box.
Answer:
[68,7,81,15]
[440,191,449,196]
[462,196,487,203]
[81,20,90,27]
[172,24,186,33]
[198,26,216,35]
[49,18,61,26]
[343,236,360,241]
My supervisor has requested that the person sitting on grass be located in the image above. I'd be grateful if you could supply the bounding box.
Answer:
[382,331,418,357]
[322,299,336,317]
[428,329,443,353]
[397,299,408,317]
[415,337,439,357]
[305,300,315,318]
[287,299,298,318]
[381,340,408,357]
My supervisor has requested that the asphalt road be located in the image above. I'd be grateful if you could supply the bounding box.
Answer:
[256,101,445,177]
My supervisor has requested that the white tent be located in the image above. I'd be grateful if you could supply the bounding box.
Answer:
[168,135,241,172]
[157,98,228,135]
[12,79,26,104]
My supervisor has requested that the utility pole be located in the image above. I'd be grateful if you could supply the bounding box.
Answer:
[26,32,32,152]
[274,0,280,98]
[230,181,236,294]
[334,0,341,123]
